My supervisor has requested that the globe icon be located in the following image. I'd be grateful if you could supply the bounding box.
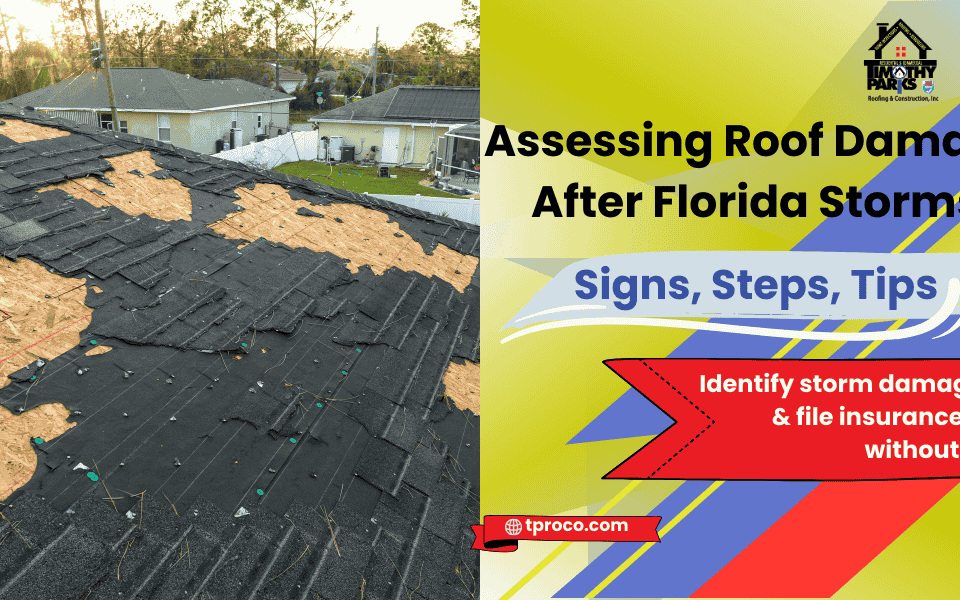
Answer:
[505,518,523,536]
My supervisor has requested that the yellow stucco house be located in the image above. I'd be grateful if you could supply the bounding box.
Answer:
[7,68,293,155]
[308,85,480,167]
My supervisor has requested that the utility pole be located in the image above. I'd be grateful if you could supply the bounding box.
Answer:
[94,0,120,131]
[371,26,378,97]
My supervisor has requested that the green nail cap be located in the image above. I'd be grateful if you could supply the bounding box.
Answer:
[256,489,264,495]
[35,437,44,444]
[87,472,99,481]
[341,370,348,375]
[316,402,323,408]
[290,438,297,443]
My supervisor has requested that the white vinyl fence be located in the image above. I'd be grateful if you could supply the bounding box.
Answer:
[371,194,480,226]
[213,130,319,168]
[211,135,479,225]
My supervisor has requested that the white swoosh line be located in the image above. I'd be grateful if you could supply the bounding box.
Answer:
[514,304,606,322]
[500,278,960,344]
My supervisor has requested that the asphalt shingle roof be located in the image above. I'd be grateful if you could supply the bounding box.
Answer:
[315,85,480,124]
[6,68,293,112]
[0,103,479,600]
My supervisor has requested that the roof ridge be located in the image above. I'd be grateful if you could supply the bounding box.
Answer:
[157,68,195,112]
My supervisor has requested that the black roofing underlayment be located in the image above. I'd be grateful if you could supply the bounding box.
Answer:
[0,104,479,599]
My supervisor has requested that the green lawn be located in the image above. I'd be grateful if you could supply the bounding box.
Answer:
[273,161,464,198]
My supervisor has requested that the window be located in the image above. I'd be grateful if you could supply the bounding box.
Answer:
[257,113,263,134]
[896,45,906,58]
[99,114,128,133]
[158,114,171,142]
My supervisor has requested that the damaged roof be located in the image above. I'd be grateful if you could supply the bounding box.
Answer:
[6,68,294,112]
[0,103,479,599]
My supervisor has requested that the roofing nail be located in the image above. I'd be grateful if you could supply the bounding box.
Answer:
[170,416,177,422]
[174,458,181,467]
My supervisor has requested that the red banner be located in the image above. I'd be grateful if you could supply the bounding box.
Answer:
[471,515,662,552]
[605,359,960,481]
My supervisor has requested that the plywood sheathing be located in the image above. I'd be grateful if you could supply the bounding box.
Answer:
[0,403,75,500]
[0,259,93,389]
[208,183,479,292]
[443,360,480,415]
[85,344,112,356]
[38,151,194,222]
[0,119,70,143]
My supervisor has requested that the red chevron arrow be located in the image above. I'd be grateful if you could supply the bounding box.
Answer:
[603,358,960,481]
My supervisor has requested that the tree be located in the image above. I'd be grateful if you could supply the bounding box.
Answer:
[455,0,479,42]
[409,22,453,84]
[455,0,479,86]
[242,0,308,90]
[289,78,329,111]
[296,0,352,86]
[111,5,166,67]
[10,41,56,96]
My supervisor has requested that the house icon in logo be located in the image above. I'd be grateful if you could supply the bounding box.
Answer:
[870,20,932,59]
[864,19,936,93]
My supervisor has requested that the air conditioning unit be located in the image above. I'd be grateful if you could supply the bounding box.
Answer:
[328,135,343,161]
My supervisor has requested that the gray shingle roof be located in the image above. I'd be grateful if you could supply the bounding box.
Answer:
[7,68,293,112]
[313,85,479,124]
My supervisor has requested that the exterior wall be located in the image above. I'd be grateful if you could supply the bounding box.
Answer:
[312,121,456,165]
[191,110,233,154]
[232,101,290,145]
[117,111,162,141]
[279,80,305,93]
[105,102,292,154]
[168,113,192,150]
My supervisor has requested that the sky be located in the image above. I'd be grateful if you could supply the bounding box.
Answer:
[3,0,471,51]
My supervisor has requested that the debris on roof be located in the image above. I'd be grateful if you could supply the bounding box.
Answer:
[0,102,479,599]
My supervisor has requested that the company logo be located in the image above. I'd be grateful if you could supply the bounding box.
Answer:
[864,19,936,95]
[504,518,523,536]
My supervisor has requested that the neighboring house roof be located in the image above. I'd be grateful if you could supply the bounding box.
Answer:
[6,68,294,113]
[0,103,479,599]
[267,63,309,82]
[312,85,480,124]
